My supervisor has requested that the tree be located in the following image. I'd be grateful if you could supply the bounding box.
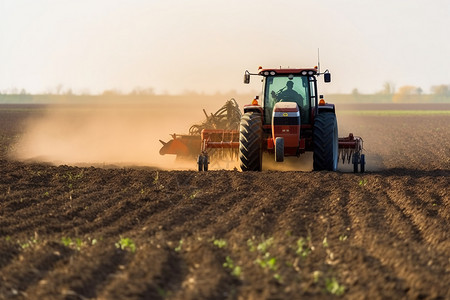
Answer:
[380,81,395,95]
[430,84,450,96]
[102,89,122,96]
[392,85,421,103]
[129,87,155,96]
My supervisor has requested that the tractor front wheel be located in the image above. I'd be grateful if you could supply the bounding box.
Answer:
[275,137,284,162]
[239,112,263,171]
[313,112,338,171]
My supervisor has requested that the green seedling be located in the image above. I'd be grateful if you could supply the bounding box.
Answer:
[339,235,348,241]
[256,237,273,253]
[255,253,277,271]
[174,239,183,252]
[313,270,322,283]
[153,171,165,190]
[61,237,72,247]
[223,256,241,278]
[61,237,86,251]
[247,239,256,252]
[359,179,368,186]
[213,239,227,248]
[19,237,38,249]
[189,190,199,200]
[296,237,312,258]
[115,237,136,253]
[322,237,329,248]
[325,277,345,296]
[20,242,31,249]
[153,171,159,184]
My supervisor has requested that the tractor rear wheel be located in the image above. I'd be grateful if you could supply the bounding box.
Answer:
[239,112,263,171]
[313,112,338,171]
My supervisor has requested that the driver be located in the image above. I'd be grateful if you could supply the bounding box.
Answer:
[272,80,303,104]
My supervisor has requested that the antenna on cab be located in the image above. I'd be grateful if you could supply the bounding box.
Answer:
[317,48,321,75]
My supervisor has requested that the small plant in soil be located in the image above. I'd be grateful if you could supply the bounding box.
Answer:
[174,239,183,252]
[325,277,345,296]
[213,239,227,248]
[115,237,136,253]
[223,256,241,278]
[255,253,277,271]
[61,237,85,251]
[339,235,348,241]
[295,237,312,258]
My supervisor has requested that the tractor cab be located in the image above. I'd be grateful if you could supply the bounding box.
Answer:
[244,67,330,126]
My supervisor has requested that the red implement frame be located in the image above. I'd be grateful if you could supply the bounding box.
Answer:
[201,129,240,151]
[338,133,364,164]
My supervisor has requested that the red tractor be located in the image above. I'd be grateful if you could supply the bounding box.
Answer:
[196,66,365,172]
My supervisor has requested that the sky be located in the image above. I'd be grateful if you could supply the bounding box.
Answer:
[1,0,450,95]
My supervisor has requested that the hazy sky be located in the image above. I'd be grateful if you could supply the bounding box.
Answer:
[1,0,449,95]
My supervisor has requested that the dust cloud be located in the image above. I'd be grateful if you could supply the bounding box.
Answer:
[12,99,231,170]
[11,99,381,171]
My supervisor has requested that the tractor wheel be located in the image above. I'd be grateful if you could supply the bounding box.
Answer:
[197,155,203,171]
[239,112,263,171]
[275,137,284,162]
[352,153,359,173]
[360,154,366,173]
[203,155,209,171]
[313,112,338,171]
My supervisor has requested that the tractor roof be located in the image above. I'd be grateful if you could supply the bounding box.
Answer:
[258,67,318,76]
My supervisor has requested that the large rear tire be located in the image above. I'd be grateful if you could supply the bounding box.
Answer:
[313,112,338,171]
[239,112,263,171]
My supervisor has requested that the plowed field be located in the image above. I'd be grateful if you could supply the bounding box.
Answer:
[1,103,449,299]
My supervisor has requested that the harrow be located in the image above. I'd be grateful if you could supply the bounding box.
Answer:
[159,99,241,169]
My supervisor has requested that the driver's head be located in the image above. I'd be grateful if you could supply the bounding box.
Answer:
[286,81,294,89]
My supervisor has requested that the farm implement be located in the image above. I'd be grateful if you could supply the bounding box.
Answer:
[159,66,365,172]
[159,99,242,170]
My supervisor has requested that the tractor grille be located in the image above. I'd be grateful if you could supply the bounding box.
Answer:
[273,116,300,126]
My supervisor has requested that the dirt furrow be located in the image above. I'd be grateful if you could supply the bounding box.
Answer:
[24,244,126,300]
[384,180,449,253]
[98,247,183,300]
[346,181,449,299]
[0,242,72,299]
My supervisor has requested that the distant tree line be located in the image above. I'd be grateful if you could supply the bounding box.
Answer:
[1,83,450,103]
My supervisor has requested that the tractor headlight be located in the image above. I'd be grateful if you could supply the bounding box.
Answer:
[264,71,269,76]
[308,71,315,75]
[301,71,308,75]
[270,71,276,75]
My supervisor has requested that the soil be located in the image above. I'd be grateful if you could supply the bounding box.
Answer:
[0,103,449,300]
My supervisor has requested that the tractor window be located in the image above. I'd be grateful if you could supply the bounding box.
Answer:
[264,75,310,124]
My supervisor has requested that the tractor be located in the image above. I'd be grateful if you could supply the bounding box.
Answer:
[159,66,365,172]
[196,66,364,172]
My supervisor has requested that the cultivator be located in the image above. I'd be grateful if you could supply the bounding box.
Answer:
[338,133,365,173]
[159,99,241,169]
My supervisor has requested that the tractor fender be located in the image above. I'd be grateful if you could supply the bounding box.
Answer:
[243,105,263,116]
[318,103,335,114]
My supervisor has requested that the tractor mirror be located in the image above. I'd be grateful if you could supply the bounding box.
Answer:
[244,72,250,84]
[324,73,331,83]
